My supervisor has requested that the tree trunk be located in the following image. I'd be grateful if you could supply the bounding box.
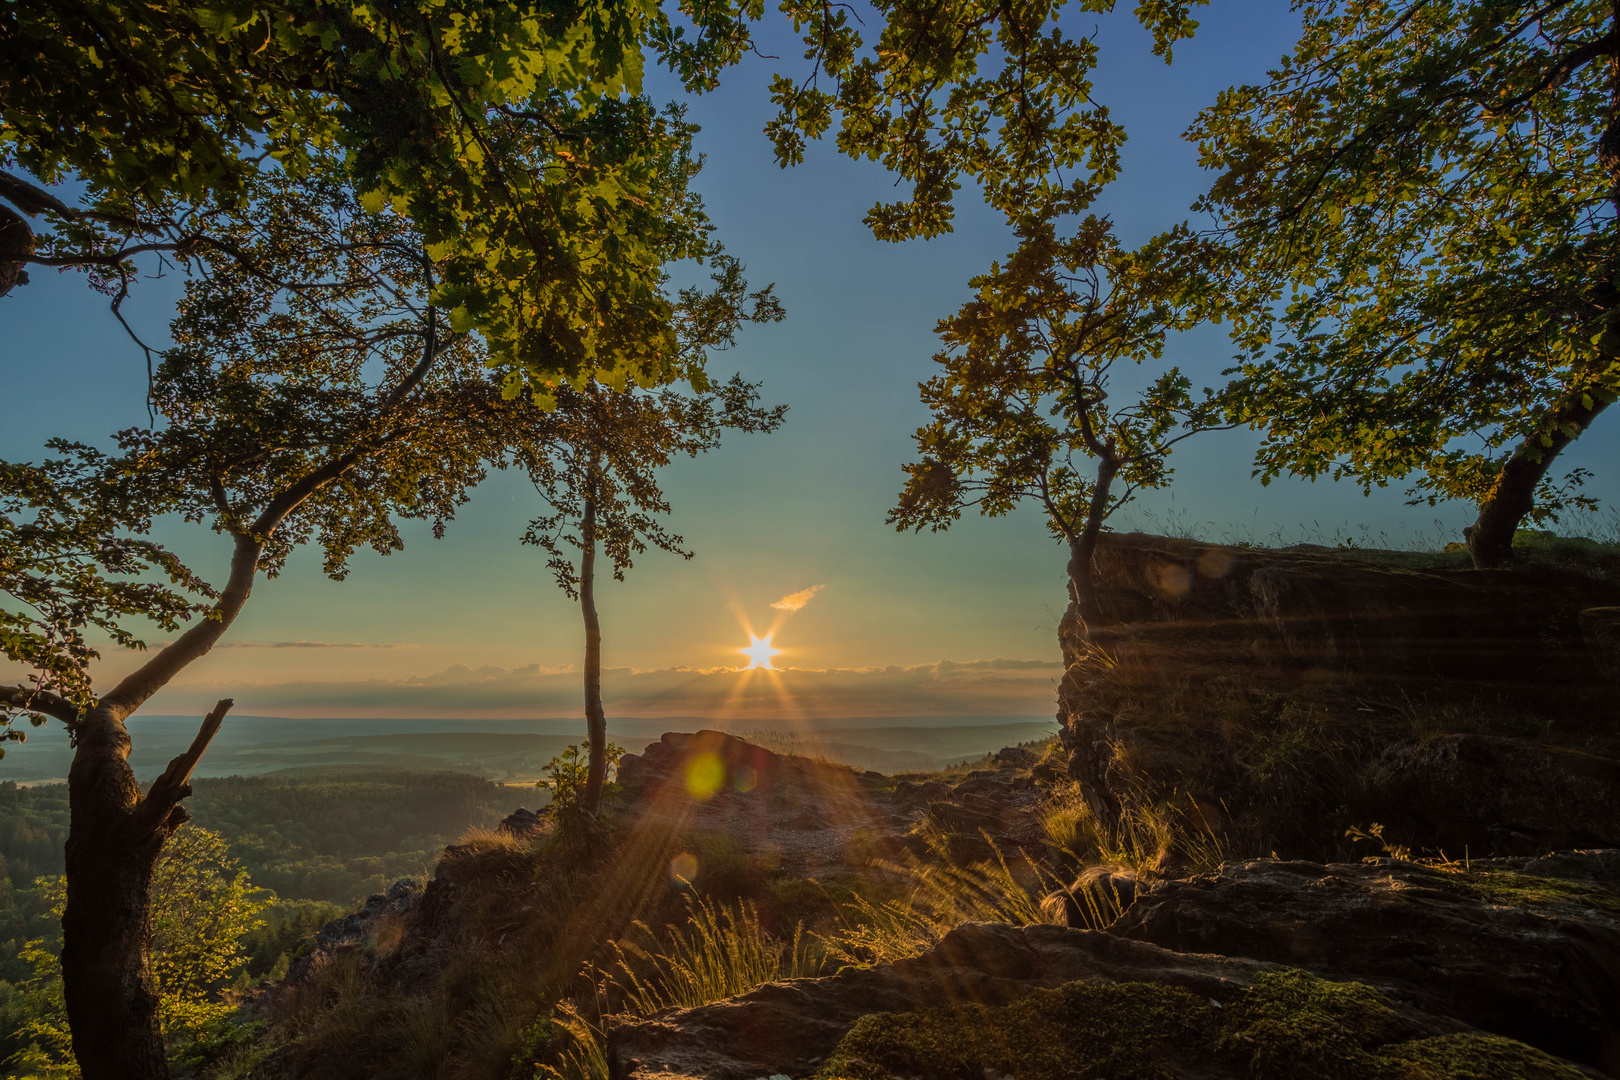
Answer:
[61,706,167,1077]
[1063,452,1120,650]
[61,699,231,1080]
[580,489,608,814]
[0,203,33,298]
[57,531,262,1080]
[1466,392,1612,568]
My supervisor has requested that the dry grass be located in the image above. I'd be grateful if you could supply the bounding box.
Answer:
[823,836,1067,967]
[601,895,823,1015]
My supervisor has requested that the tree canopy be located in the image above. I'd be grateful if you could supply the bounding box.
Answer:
[890,212,1217,635]
[1,0,753,389]
[1192,0,1620,564]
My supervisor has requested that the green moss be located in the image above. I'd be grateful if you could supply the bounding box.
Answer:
[813,970,1586,1080]
[1381,1034,1590,1079]
[1429,868,1620,914]
[1225,969,1414,1078]
[822,982,1213,1080]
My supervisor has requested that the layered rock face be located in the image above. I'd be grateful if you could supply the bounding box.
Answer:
[1078,533,1620,686]
[606,850,1620,1080]
[1056,533,1620,856]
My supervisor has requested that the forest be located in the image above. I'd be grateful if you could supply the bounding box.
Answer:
[2,1,1619,1078]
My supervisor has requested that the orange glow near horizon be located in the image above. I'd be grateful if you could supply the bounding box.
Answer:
[740,633,782,670]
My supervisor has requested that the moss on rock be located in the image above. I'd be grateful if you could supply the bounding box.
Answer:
[814,970,1587,1080]
[1426,867,1620,914]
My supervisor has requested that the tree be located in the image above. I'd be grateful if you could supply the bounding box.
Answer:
[1190,0,1620,566]
[890,213,1218,656]
[0,159,565,1080]
[761,0,1207,241]
[1,0,754,386]
[146,827,268,1049]
[745,2,1219,652]
[520,258,786,814]
[4,826,268,1076]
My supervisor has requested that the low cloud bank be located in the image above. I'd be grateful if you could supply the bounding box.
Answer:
[145,657,1063,720]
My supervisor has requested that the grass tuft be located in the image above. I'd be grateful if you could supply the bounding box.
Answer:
[601,895,823,1015]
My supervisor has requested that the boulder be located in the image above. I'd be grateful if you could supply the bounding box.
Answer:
[286,877,422,983]
[1364,734,1620,853]
[497,806,548,837]
[1108,854,1620,1071]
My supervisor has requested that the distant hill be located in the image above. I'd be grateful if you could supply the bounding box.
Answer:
[0,716,1056,782]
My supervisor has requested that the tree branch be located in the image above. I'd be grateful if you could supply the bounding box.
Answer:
[130,698,233,836]
[0,685,79,724]
[1494,27,1619,115]
[98,532,261,718]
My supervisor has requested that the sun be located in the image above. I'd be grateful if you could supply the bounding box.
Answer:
[740,633,782,670]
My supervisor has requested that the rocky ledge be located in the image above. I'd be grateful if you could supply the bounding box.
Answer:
[606,849,1620,1079]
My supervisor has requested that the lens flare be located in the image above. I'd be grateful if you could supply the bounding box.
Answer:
[685,752,725,799]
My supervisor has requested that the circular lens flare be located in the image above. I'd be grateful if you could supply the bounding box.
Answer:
[740,633,782,670]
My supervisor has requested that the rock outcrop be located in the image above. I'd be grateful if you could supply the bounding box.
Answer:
[606,923,1296,1080]
[1109,854,1620,1070]
[1055,532,1620,857]
[617,730,1048,875]
[606,851,1620,1080]
[1081,533,1620,688]
[286,877,422,983]
[1364,734,1620,853]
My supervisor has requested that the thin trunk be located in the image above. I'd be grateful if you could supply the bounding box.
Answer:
[580,485,607,814]
[1466,391,1612,568]
[1065,453,1120,640]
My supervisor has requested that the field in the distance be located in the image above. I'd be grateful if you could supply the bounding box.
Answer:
[0,715,1057,783]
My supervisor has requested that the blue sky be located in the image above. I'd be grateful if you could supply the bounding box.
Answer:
[5,2,1617,721]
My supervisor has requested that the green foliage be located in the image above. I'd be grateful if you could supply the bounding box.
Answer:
[1196,0,1620,522]
[0,827,267,1074]
[541,743,625,823]
[147,827,270,1043]
[0,458,212,723]
[188,772,516,904]
[888,216,1217,577]
[815,970,1586,1080]
[2,0,758,385]
[0,772,514,907]
[517,252,785,617]
[5,878,72,1079]
[237,901,347,982]
[762,0,1207,240]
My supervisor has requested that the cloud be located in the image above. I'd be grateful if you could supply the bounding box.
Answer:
[214,641,421,650]
[142,656,1063,720]
[770,584,826,613]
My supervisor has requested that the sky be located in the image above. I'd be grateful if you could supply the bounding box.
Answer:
[5,3,1620,723]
